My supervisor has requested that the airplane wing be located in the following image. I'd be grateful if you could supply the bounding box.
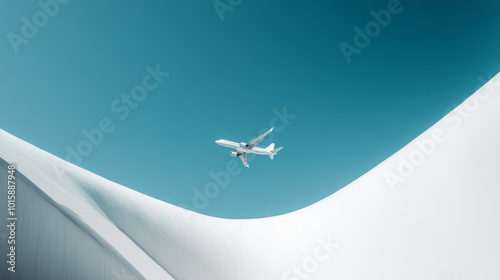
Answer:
[239,153,249,168]
[246,127,273,149]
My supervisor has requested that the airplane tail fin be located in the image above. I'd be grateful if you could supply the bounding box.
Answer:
[266,143,275,151]
[269,147,283,160]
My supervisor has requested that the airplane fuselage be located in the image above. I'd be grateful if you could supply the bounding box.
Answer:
[215,140,270,155]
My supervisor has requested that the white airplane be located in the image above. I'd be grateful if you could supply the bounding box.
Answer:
[215,127,283,168]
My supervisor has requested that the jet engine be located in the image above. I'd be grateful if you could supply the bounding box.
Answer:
[239,142,249,148]
[230,151,238,157]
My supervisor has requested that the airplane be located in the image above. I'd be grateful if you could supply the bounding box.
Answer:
[215,127,283,168]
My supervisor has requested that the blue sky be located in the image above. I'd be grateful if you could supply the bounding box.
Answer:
[1,0,499,218]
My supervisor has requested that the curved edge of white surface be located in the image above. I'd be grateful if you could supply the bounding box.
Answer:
[0,73,499,280]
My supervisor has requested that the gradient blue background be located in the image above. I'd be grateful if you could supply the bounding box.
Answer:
[1,0,499,218]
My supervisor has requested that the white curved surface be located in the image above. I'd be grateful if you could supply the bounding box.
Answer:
[0,73,499,280]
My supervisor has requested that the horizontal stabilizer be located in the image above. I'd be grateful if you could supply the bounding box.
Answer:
[269,147,283,160]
